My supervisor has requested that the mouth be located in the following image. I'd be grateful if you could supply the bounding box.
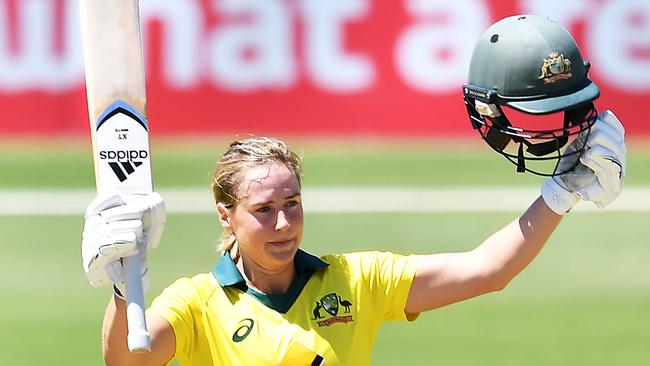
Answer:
[268,238,294,248]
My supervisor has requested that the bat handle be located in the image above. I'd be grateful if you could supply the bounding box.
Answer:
[123,253,151,353]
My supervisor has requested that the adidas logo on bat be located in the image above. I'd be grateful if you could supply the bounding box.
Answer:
[107,161,143,182]
[100,150,148,182]
[99,150,148,161]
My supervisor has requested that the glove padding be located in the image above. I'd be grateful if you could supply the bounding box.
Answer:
[542,110,626,214]
[81,192,166,292]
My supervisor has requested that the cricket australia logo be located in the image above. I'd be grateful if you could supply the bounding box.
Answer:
[538,51,572,84]
[311,292,354,327]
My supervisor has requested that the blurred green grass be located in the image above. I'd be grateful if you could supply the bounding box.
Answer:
[1,138,649,188]
[0,139,648,365]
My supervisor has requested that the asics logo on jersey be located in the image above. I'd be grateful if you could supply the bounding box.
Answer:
[232,318,254,342]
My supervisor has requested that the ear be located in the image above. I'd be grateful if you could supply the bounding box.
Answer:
[216,202,233,233]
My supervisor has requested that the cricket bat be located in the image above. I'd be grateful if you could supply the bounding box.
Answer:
[79,0,152,353]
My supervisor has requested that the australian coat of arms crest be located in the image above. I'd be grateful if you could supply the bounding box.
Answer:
[538,51,572,84]
[312,292,354,327]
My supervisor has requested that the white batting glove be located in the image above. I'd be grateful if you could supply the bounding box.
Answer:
[81,192,166,294]
[542,110,626,214]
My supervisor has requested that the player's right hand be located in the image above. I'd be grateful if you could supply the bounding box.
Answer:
[541,110,626,214]
[81,192,166,290]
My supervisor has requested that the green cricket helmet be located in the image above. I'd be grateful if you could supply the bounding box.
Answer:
[462,15,599,176]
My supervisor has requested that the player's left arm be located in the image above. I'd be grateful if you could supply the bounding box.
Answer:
[405,196,560,313]
[405,110,626,314]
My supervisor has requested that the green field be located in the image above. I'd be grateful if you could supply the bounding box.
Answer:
[1,139,649,365]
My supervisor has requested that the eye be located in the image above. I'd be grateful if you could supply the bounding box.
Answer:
[255,205,271,213]
[285,199,300,208]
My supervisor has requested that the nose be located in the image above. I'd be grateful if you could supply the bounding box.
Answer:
[275,210,290,232]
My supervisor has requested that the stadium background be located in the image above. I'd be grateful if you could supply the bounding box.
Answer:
[1,0,649,365]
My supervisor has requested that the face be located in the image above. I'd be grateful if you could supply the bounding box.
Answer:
[218,162,304,272]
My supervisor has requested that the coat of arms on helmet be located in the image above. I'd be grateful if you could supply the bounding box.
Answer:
[538,51,572,84]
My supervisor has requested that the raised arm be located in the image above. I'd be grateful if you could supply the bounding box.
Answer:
[406,196,560,313]
[102,296,175,366]
[405,110,626,314]
[81,192,172,364]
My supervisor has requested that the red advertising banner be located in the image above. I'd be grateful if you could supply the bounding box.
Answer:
[0,0,649,137]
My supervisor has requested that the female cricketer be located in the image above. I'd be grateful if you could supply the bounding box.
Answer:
[81,15,627,366]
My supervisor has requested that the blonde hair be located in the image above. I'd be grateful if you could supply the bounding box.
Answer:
[212,137,302,252]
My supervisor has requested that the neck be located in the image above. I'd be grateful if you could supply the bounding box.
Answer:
[236,255,296,294]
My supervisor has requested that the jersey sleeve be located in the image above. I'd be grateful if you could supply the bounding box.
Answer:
[147,277,201,358]
[348,251,419,322]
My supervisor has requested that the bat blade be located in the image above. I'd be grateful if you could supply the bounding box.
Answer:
[79,0,152,353]
[94,100,152,194]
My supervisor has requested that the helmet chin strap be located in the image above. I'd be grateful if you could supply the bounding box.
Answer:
[517,143,525,173]
[513,135,565,173]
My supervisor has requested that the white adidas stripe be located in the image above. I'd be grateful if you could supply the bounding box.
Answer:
[0,187,649,215]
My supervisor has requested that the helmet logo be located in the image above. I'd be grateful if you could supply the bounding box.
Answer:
[538,51,572,84]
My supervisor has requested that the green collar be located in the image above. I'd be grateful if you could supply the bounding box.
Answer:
[212,249,328,313]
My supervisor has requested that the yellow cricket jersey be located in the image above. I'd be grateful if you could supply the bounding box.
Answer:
[147,249,419,365]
